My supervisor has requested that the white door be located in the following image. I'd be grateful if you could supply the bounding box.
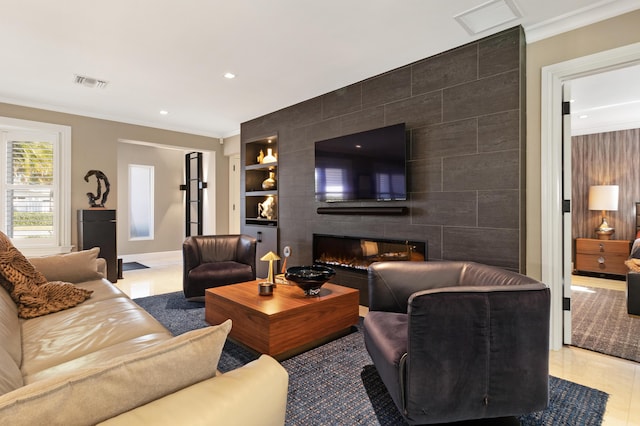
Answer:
[229,155,241,233]
[562,82,573,345]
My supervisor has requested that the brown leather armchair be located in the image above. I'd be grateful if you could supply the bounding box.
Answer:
[363,261,550,425]
[182,235,257,300]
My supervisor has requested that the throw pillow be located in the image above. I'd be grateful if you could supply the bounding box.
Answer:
[28,247,103,282]
[0,320,232,425]
[625,258,640,273]
[630,238,640,259]
[0,231,92,319]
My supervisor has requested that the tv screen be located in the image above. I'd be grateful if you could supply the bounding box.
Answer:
[315,123,407,202]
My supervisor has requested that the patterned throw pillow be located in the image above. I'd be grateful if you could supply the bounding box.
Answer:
[0,231,93,319]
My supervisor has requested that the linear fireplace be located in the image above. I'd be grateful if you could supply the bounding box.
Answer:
[313,234,426,272]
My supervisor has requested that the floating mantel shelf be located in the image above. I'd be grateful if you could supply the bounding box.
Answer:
[317,206,408,215]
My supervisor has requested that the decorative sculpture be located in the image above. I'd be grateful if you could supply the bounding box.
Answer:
[258,195,276,220]
[84,170,111,208]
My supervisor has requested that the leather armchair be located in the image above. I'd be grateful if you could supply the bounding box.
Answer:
[363,261,550,425]
[627,272,640,315]
[183,235,257,300]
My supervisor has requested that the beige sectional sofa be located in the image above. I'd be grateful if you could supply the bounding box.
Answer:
[0,248,288,425]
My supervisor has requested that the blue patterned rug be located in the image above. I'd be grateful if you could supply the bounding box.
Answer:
[134,291,609,426]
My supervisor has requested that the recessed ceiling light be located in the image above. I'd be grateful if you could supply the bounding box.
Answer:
[160,110,169,115]
[579,115,588,119]
[454,0,521,35]
[224,72,236,79]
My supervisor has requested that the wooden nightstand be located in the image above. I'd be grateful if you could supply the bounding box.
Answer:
[575,238,631,276]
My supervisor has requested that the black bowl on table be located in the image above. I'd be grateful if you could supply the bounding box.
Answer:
[284,265,336,296]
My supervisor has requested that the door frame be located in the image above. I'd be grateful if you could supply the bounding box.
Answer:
[541,41,640,350]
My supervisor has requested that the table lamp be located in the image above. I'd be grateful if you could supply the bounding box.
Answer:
[588,185,619,240]
[260,251,281,284]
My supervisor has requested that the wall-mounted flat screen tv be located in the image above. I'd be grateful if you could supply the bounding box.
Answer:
[315,123,407,202]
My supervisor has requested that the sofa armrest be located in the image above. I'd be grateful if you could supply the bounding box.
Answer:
[96,258,107,278]
[98,355,288,426]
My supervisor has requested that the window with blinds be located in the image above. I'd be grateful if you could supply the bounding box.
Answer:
[0,118,70,254]
[4,137,55,240]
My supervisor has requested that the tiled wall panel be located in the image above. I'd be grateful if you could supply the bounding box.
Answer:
[241,26,526,272]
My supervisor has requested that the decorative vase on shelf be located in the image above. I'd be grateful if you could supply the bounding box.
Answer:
[256,150,264,164]
[262,148,277,164]
[262,171,277,190]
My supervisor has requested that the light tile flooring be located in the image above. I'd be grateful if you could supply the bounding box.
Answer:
[116,252,639,425]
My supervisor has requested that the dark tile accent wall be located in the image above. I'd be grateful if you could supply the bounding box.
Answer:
[241,26,526,275]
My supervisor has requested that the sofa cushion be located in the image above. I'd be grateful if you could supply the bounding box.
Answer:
[29,247,103,283]
[0,320,232,426]
[0,286,21,366]
[0,347,23,396]
[189,261,254,286]
[71,278,129,303]
[0,231,93,319]
[20,296,171,378]
[362,311,408,410]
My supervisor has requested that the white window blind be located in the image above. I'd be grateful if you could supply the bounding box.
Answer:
[4,137,55,240]
[0,117,71,255]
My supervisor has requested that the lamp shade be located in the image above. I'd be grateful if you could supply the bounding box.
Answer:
[260,251,281,261]
[588,185,619,211]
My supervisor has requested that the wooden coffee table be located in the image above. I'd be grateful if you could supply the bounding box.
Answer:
[205,280,359,359]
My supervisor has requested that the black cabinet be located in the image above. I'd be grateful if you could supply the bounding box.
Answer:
[78,209,117,282]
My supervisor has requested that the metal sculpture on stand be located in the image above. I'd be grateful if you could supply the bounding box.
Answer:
[84,170,111,208]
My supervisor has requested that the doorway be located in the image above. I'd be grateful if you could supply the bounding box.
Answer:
[541,42,640,350]
[568,64,640,359]
[117,140,216,257]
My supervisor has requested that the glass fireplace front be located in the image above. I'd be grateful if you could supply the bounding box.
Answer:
[313,234,426,272]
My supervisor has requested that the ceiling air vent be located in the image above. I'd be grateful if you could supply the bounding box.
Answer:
[74,74,109,89]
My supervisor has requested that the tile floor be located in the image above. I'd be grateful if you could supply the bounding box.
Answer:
[116,252,639,425]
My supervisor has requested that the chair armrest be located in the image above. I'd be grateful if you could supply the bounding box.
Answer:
[99,355,288,426]
[236,235,257,279]
[182,237,201,276]
[403,285,550,421]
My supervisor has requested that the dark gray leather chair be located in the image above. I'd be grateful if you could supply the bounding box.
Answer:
[182,234,256,300]
[363,261,550,425]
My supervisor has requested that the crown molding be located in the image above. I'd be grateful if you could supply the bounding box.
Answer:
[0,96,222,139]
[525,0,640,43]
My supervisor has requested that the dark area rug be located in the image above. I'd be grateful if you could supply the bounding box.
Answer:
[135,291,609,426]
[572,286,640,362]
[121,261,149,271]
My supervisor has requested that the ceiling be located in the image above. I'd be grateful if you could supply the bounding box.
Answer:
[1,0,639,138]
[570,63,640,136]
